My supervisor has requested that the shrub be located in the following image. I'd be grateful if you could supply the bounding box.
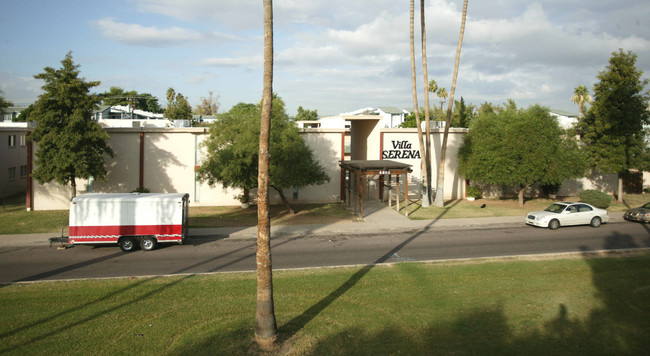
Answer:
[578,189,611,208]
[131,187,151,193]
[466,185,481,198]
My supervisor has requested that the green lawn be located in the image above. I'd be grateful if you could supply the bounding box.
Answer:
[1,253,649,355]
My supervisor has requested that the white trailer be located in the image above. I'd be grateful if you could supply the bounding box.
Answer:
[68,193,190,252]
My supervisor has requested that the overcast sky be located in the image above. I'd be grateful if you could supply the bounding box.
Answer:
[1,0,648,116]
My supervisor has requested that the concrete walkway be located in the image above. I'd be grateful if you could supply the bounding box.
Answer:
[0,201,627,246]
[190,201,626,240]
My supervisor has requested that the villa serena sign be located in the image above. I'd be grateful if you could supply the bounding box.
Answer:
[382,140,421,159]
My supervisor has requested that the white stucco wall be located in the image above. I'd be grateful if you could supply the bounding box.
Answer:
[381,128,467,200]
[31,127,346,210]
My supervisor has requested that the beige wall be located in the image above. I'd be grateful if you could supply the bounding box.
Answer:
[350,117,380,160]
[93,131,140,193]
[381,128,467,200]
[31,124,643,210]
[282,130,345,203]
[32,127,346,210]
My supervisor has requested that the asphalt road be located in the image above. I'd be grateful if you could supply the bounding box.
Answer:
[1,222,649,283]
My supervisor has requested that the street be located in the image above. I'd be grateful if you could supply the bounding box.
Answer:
[1,222,649,283]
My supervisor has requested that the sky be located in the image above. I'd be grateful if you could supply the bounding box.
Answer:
[1,0,649,117]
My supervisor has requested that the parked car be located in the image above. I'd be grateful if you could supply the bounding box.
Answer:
[623,202,650,223]
[526,202,609,230]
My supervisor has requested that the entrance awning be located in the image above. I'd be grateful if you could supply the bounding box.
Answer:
[339,160,412,218]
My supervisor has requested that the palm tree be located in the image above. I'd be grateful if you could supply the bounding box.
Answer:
[420,0,432,206]
[410,0,429,207]
[255,0,278,351]
[437,87,448,111]
[571,85,592,119]
[434,0,468,208]
[166,87,175,110]
[428,79,438,110]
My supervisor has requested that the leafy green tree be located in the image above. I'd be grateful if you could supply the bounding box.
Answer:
[164,88,192,122]
[99,86,162,113]
[30,52,114,198]
[576,49,650,202]
[458,103,586,206]
[451,97,475,128]
[0,90,13,111]
[400,108,444,128]
[400,112,418,128]
[478,102,497,116]
[295,106,319,121]
[11,104,33,122]
[198,95,329,214]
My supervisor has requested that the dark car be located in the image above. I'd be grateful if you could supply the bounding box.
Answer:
[623,202,650,223]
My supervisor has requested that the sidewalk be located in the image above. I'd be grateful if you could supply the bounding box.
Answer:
[190,201,627,240]
[0,201,627,246]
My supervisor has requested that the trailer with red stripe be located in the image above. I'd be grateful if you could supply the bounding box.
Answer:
[68,193,190,252]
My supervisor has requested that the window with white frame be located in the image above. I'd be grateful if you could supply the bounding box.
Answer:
[8,135,16,148]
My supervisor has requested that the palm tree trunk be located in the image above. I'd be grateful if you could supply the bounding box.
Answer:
[434,0,467,207]
[420,0,432,206]
[618,176,624,203]
[410,0,429,207]
[255,0,278,350]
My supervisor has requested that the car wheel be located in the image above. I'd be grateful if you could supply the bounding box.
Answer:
[590,216,602,228]
[548,219,560,230]
[140,236,157,251]
[119,237,137,252]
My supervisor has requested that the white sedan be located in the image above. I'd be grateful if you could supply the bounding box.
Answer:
[526,202,609,230]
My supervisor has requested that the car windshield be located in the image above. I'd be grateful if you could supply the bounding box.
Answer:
[544,204,566,213]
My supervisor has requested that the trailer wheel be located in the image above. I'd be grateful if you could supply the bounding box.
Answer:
[140,237,157,251]
[119,237,137,252]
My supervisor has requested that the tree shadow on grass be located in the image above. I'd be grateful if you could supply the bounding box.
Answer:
[279,226,650,355]
[278,200,461,345]
[304,251,650,355]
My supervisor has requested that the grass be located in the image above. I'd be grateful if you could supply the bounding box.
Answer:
[189,203,357,228]
[1,193,648,234]
[0,194,68,235]
[400,194,649,220]
[1,253,649,355]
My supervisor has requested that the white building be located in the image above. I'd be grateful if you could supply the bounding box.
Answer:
[549,109,578,130]
[0,123,28,198]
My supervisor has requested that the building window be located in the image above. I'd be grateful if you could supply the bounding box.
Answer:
[20,135,26,146]
[8,167,16,180]
[8,135,16,148]
[20,165,27,178]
